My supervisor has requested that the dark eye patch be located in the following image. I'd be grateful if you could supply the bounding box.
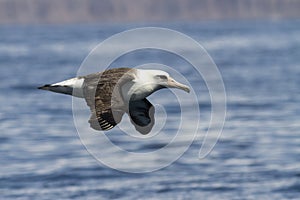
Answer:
[156,75,167,80]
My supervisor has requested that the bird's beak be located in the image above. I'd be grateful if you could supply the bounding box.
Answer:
[167,77,190,93]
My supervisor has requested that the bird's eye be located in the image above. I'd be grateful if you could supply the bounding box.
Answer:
[156,75,167,80]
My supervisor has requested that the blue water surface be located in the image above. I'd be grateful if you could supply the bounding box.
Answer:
[0,20,300,199]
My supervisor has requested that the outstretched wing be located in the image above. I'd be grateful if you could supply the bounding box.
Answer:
[88,109,124,131]
[128,98,155,135]
[82,68,136,131]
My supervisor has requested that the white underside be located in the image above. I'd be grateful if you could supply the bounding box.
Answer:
[121,70,159,101]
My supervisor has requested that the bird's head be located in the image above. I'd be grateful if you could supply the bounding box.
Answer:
[138,69,190,93]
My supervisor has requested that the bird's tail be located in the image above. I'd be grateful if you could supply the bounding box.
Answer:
[38,77,84,98]
[38,84,74,96]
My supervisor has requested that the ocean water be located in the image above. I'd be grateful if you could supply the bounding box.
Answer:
[0,20,300,199]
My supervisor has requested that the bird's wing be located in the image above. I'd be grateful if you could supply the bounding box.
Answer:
[82,68,136,131]
[128,98,155,135]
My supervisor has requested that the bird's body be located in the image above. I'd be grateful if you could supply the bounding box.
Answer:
[39,68,190,134]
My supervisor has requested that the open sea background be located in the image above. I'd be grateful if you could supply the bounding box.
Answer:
[0,20,300,199]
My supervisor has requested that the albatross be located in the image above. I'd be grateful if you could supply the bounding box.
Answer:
[38,68,190,134]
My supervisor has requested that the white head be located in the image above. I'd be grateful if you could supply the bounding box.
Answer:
[129,69,190,100]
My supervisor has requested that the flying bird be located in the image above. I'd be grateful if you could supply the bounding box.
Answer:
[38,68,190,134]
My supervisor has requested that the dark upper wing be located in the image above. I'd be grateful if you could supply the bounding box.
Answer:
[128,98,155,135]
[82,68,136,131]
[88,108,124,131]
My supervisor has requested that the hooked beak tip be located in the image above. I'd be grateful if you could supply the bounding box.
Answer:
[184,87,190,93]
[168,78,190,93]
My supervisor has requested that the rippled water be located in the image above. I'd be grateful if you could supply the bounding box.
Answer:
[1,21,300,199]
